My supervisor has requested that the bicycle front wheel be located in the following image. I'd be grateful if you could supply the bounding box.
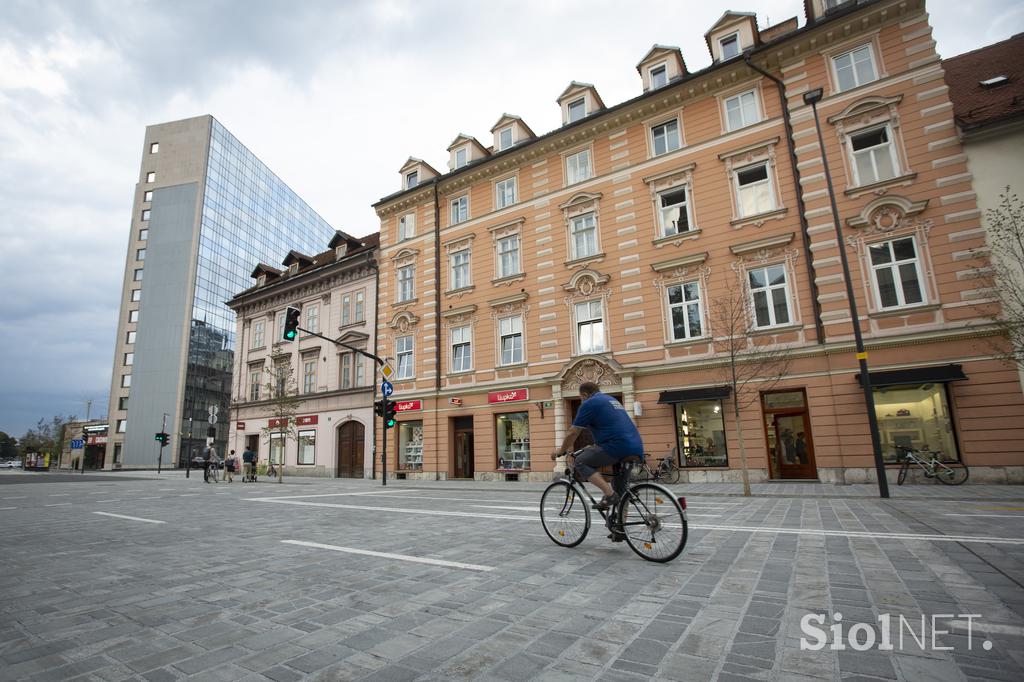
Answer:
[934,461,969,485]
[619,483,687,563]
[540,481,590,548]
[897,461,910,485]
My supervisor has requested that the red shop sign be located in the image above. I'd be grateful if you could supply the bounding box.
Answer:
[394,400,422,412]
[296,415,319,426]
[488,388,529,404]
[236,421,245,430]
[268,418,289,428]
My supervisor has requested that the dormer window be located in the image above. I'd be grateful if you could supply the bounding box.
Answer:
[650,64,668,89]
[568,98,587,123]
[720,33,740,60]
[335,244,348,259]
[498,127,514,151]
[455,147,468,169]
[288,263,299,275]
[406,171,418,189]
[257,275,266,287]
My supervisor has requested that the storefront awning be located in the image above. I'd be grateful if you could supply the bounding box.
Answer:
[856,363,967,387]
[657,385,732,404]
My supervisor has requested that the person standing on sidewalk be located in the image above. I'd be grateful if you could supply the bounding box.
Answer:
[224,449,236,483]
[242,446,255,482]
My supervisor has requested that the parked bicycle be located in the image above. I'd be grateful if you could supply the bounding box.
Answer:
[266,461,278,478]
[630,449,682,484]
[894,445,969,485]
[540,450,688,563]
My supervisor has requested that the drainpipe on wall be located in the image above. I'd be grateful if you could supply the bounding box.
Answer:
[432,181,443,480]
[744,51,825,345]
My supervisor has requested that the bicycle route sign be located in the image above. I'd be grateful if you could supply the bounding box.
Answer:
[381,380,394,397]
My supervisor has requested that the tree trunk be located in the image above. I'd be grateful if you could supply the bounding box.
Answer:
[733,400,752,497]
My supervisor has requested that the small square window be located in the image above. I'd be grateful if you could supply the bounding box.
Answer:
[833,44,877,92]
[124,352,134,366]
[143,190,153,202]
[126,331,136,344]
[568,98,586,123]
[116,419,127,433]
[150,142,159,153]
[650,65,668,89]
[121,374,132,388]
[146,172,156,183]
[725,90,760,131]
[138,229,148,241]
[133,268,143,281]
[131,289,141,302]
[118,396,128,411]
[720,34,740,60]
[141,209,151,221]
[651,119,681,156]
[566,149,592,185]
[136,248,146,261]
[128,310,139,323]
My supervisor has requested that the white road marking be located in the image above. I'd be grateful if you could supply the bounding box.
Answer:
[2,496,26,500]
[93,511,165,524]
[472,505,539,511]
[179,494,200,497]
[252,497,1024,546]
[0,507,16,511]
[282,539,494,572]
[94,500,119,503]
[45,503,71,507]
[254,490,423,501]
[138,496,162,500]
[159,488,176,491]
[942,513,1024,518]
[49,493,71,497]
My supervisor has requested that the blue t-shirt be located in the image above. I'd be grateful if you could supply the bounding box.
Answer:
[572,392,643,457]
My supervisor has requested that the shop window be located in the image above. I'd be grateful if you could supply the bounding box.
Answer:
[399,420,424,469]
[874,383,959,462]
[297,430,315,465]
[269,433,284,464]
[496,412,530,470]
[676,401,728,467]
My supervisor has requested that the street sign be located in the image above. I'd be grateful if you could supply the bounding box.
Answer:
[70,439,84,450]
[208,404,219,424]
[379,361,395,380]
[381,380,394,397]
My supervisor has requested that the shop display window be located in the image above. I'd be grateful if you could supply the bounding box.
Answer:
[496,412,530,470]
[874,384,959,462]
[675,400,728,467]
[399,420,424,470]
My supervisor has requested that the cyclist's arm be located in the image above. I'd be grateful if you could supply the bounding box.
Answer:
[552,426,585,460]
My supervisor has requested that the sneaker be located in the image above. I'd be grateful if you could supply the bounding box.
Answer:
[593,494,619,511]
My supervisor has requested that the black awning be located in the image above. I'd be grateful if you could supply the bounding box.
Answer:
[856,363,967,387]
[658,385,732,404]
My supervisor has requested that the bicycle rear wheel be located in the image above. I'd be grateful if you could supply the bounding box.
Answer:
[897,461,910,485]
[540,481,590,547]
[619,483,687,563]
[662,461,681,485]
[934,461,969,485]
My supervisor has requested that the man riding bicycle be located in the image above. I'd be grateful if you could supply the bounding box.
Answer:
[551,382,644,515]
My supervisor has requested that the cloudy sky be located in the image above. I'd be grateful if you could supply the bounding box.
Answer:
[1,0,1021,437]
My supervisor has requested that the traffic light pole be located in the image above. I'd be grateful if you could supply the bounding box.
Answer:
[158,413,167,474]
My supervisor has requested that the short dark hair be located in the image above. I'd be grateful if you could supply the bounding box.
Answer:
[579,381,600,397]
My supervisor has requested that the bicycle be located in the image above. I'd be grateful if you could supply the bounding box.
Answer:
[540,450,688,563]
[630,449,681,484]
[266,461,278,478]
[895,445,969,485]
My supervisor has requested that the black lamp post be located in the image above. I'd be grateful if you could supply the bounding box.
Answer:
[803,87,890,498]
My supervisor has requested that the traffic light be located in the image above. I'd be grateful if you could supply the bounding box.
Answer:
[373,399,385,418]
[383,400,397,429]
[283,306,301,341]
[154,432,169,445]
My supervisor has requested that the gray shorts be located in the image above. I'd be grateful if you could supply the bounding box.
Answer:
[574,446,638,495]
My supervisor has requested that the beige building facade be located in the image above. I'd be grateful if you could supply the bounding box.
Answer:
[227,232,379,478]
[371,0,1024,484]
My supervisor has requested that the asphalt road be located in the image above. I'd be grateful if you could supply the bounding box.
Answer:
[1,472,1023,681]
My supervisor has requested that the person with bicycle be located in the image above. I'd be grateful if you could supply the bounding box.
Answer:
[551,382,644,514]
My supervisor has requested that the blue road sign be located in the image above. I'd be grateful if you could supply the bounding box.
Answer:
[71,439,85,449]
[381,380,394,397]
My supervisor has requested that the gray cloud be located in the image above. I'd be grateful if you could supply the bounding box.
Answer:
[1,0,1021,437]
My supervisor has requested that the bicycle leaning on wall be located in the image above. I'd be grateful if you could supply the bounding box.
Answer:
[894,445,969,485]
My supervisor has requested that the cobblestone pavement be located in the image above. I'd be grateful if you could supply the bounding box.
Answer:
[1,473,1023,681]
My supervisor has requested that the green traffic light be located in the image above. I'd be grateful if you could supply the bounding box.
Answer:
[386,418,396,428]
[284,330,296,340]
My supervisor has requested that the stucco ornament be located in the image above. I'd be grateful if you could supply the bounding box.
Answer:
[560,358,620,391]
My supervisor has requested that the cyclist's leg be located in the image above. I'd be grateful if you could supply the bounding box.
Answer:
[574,446,616,500]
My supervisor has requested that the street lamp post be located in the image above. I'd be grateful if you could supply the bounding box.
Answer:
[803,87,889,498]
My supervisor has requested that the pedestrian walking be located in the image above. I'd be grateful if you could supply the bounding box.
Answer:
[242,446,255,482]
[202,446,212,483]
[224,449,236,483]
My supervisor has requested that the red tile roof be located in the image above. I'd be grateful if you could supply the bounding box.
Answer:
[943,33,1024,133]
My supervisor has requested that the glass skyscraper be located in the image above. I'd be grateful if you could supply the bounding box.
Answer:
[105,115,335,468]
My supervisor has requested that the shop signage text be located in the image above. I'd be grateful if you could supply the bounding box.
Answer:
[488,388,529,404]
[268,418,289,428]
[297,415,319,426]
[394,400,422,412]
[236,421,245,430]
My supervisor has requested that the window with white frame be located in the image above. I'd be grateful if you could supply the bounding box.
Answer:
[406,170,418,188]
[341,294,351,325]
[146,172,156,183]
[397,265,414,302]
[128,310,139,323]
[570,212,598,260]
[297,430,315,465]
[568,98,586,122]
[341,353,352,388]
[124,352,134,366]
[566,149,592,185]
[869,237,924,309]
[747,264,791,328]
[666,282,703,341]
[657,186,691,236]
[136,248,146,261]
[396,335,414,379]
[141,209,151,221]
[126,331,136,344]
[496,234,520,278]
[450,250,470,290]
[398,213,415,241]
[121,374,131,388]
[720,33,740,60]
[143,190,153,202]
[849,125,898,186]
[305,304,319,333]
[302,356,317,394]
[455,147,468,169]
[499,316,523,365]
[139,229,148,241]
[735,162,775,217]
[451,325,472,372]
[575,300,605,353]
[495,177,516,209]
[248,367,261,401]
[650,64,668,89]
[252,320,264,348]
[354,290,364,322]
[131,289,141,302]
[354,353,364,386]
[725,90,760,131]
[651,119,681,156]
[450,195,468,225]
[833,44,877,92]
[498,126,514,151]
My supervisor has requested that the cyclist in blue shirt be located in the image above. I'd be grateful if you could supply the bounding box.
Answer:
[552,381,644,511]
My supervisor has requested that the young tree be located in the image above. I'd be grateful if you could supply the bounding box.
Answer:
[259,350,300,483]
[978,188,1024,371]
[20,415,77,458]
[710,275,791,496]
